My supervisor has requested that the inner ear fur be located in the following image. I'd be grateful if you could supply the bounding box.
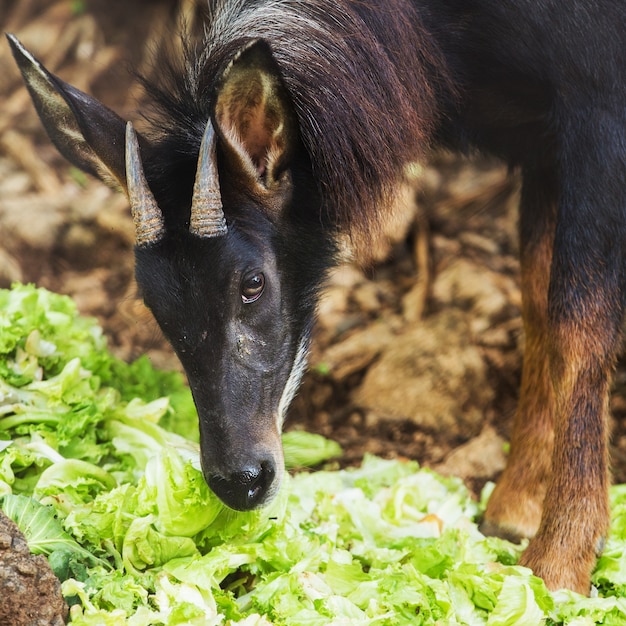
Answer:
[214,40,297,188]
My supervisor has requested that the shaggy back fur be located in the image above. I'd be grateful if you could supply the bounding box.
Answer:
[141,0,452,235]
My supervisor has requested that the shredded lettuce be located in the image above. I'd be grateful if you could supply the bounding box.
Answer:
[282,430,342,469]
[1,284,626,624]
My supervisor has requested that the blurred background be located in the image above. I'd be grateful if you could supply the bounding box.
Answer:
[3,0,626,495]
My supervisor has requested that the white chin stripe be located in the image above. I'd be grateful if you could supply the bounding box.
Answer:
[276,334,310,429]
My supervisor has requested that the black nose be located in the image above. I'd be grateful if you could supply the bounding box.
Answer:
[207,460,276,511]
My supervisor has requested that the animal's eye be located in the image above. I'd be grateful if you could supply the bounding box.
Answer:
[241,272,265,303]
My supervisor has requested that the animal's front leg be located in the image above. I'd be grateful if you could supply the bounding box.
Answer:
[481,168,557,543]
[483,134,624,591]
[514,119,625,591]
[517,214,623,591]
[519,300,614,593]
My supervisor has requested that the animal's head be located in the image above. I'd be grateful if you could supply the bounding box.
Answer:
[7,34,334,511]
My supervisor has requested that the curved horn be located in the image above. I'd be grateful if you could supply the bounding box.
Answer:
[125,122,165,246]
[189,119,227,238]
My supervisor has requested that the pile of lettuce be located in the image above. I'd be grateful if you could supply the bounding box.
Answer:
[1,284,626,625]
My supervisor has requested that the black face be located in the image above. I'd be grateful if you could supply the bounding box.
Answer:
[135,212,316,511]
[7,30,333,513]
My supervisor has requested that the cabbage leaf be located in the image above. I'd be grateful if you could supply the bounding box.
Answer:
[1,284,626,624]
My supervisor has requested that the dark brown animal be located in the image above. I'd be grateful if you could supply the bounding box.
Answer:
[7,0,626,594]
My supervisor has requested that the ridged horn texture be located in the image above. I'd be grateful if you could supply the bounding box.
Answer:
[125,122,165,247]
[189,119,227,238]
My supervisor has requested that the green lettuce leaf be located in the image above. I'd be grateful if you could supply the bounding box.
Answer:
[282,430,342,468]
[0,494,108,572]
[4,284,626,624]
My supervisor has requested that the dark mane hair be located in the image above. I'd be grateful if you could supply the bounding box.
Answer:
[139,0,453,236]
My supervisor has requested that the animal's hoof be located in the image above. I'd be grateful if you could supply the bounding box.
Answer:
[481,476,544,542]
[478,518,526,544]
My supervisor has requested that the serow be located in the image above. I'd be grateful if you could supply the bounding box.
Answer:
[7,0,626,595]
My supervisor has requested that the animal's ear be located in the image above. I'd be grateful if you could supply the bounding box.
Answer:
[6,34,129,190]
[213,39,298,193]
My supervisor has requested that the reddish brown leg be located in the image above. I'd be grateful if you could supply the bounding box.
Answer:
[483,154,621,593]
[482,169,557,541]
[519,311,613,592]
[517,119,626,591]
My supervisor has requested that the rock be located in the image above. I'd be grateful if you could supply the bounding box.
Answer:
[432,258,519,334]
[317,322,397,382]
[354,310,492,438]
[0,170,31,196]
[0,511,67,626]
[434,426,507,481]
[316,266,363,331]
[0,195,66,251]
[458,231,501,256]
[352,281,384,315]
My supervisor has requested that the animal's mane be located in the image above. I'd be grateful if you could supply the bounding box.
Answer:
[140,0,453,236]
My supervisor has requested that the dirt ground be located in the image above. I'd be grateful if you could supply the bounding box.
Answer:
[3,0,626,506]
